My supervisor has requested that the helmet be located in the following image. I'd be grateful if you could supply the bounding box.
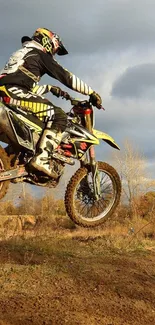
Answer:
[21,27,68,56]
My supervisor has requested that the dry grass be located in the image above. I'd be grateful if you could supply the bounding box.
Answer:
[0,190,154,254]
[0,199,155,325]
[0,210,154,254]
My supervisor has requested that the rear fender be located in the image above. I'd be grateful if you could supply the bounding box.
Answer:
[92,128,120,150]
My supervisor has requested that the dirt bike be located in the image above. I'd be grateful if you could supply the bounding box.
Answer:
[0,94,121,227]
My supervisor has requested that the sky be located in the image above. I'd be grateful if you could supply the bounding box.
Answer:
[0,0,155,199]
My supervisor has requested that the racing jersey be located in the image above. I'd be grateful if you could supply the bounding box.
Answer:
[0,40,93,96]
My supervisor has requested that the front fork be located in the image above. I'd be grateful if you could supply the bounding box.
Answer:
[83,113,101,200]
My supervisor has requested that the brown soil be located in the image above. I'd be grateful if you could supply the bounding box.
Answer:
[0,232,155,325]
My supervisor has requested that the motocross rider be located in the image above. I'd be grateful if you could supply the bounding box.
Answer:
[0,27,102,178]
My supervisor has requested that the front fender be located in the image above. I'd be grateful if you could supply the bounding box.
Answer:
[92,128,120,150]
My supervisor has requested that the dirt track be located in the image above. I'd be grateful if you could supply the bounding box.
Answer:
[0,232,155,325]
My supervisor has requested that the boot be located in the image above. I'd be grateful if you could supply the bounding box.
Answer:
[29,128,62,178]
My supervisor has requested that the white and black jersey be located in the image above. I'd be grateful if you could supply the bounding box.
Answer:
[0,41,93,96]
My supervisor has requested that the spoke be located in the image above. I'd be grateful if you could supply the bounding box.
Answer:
[100,173,109,185]
[90,207,95,219]
[98,200,108,211]
[75,197,91,216]
[92,202,101,216]
[76,200,86,211]
[95,200,106,214]
[101,183,113,193]
[100,181,112,190]
[79,203,88,215]
[87,203,94,217]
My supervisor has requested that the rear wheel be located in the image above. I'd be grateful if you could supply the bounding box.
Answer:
[65,161,121,227]
[0,146,11,200]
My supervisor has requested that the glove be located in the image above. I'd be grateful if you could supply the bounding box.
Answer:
[50,86,70,100]
[50,86,64,98]
[90,91,102,109]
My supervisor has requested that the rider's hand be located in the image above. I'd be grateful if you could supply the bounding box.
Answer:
[90,91,102,109]
[61,91,70,100]
[50,86,64,98]
[50,86,70,99]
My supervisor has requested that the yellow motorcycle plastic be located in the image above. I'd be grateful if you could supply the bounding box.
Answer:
[92,129,120,150]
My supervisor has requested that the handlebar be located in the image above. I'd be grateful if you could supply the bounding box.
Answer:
[61,91,105,110]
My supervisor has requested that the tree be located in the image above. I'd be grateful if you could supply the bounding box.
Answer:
[138,191,155,219]
[112,139,155,212]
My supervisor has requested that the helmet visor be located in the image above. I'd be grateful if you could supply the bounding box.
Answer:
[57,41,68,55]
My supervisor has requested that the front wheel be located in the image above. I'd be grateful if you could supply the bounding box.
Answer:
[65,161,121,227]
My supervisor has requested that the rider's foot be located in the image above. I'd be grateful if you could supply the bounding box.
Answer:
[29,129,62,178]
[30,154,58,178]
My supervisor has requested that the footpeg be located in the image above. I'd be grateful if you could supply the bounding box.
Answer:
[0,165,28,181]
[52,152,75,165]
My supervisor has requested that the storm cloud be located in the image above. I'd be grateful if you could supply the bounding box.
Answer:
[111,63,155,98]
[0,0,155,182]
[1,0,155,55]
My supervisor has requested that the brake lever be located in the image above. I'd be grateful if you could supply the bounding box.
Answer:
[97,105,105,111]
